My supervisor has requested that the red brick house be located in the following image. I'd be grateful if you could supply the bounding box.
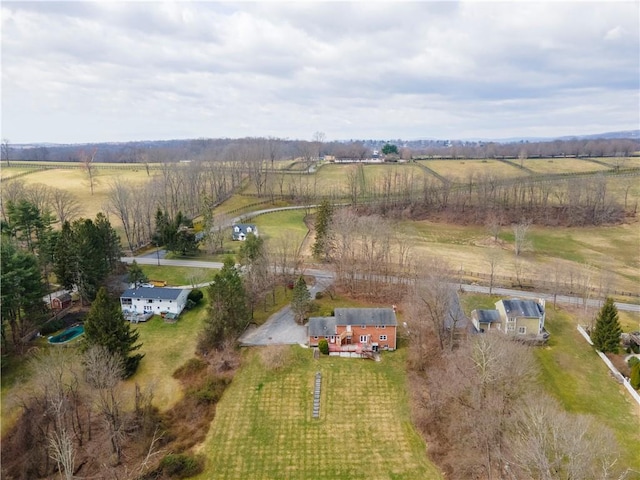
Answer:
[308,308,397,354]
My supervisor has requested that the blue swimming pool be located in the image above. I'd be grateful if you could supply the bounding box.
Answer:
[48,324,85,344]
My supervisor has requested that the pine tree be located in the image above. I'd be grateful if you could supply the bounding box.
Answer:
[83,287,143,378]
[127,260,148,288]
[591,297,622,353]
[291,276,311,324]
[312,200,333,261]
[199,257,249,352]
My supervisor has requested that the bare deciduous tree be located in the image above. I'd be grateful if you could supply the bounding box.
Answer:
[513,219,531,256]
[84,346,125,465]
[509,394,621,480]
[486,248,501,294]
[406,257,459,352]
[80,148,98,195]
[50,187,83,224]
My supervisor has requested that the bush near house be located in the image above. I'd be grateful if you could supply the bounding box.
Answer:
[318,338,329,355]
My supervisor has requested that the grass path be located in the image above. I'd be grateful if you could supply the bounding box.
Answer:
[194,347,442,480]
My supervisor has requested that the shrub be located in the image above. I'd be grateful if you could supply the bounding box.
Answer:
[187,289,203,304]
[188,376,231,405]
[630,362,640,390]
[40,318,65,336]
[628,356,640,368]
[318,338,329,355]
[160,453,203,478]
[173,357,207,380]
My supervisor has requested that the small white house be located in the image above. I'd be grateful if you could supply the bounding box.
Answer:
[232,223,258,241]
[120,287,190,317]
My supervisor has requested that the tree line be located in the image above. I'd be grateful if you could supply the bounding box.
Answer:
[3,135,637,164]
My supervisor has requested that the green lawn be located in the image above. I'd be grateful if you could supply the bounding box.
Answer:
[128,302,208,409]
[535,308,640,473]
[194,347,442,480]
[138,265,218,287]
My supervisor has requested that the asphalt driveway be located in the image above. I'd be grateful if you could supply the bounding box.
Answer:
[238,274,334,346]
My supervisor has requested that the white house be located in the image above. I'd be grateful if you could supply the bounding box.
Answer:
[120,287,190,317]
[232,223,258,241]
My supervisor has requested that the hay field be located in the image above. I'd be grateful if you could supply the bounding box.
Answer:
[4,165,153,227]
[419,159,524,181]
[514,158,611,175]
[593,157,640,169]
[194,347,442,480]
[397,220,640,295]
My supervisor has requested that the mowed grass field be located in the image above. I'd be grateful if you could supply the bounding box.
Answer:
[194,347,442,480]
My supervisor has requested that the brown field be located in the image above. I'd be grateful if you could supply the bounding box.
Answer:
[419,158,525,181]
[4,165,155,228]
[513,157,612,174]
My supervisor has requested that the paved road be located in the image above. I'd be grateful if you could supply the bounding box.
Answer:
[120,257,640,313]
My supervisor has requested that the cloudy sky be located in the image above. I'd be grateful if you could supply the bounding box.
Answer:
[2,1,638,144]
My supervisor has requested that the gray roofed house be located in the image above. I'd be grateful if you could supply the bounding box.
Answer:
[495,298,547,340]
[232,223,258,241]
[471,309,502,333]
[120,287,190,319]
[308,316,337,337]
[308,307,398,352]
[333,308,398,327]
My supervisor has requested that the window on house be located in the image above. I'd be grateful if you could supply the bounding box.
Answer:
[380,335,387,341]
[122,298,132,305]
[361,325,366,329]
[147,299,153,304]
[234,226,240,232]
[518,326,527,334]
[359,335,368,343]
[380,325,386,329]
[313,336,318,340]
[507,324,516,332]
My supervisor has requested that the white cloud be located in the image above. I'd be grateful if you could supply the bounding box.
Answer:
[1,1,638,144]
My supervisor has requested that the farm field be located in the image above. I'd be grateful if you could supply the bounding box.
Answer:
[595,157,640,169]
[401,220,640,296]
[194,347,442,480]
[418,158,524,181]
[4,164,153,229]
[509,157,612,174]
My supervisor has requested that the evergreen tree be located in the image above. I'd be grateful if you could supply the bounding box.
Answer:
[381,143,399,155]
[291,276,311,324]
[1,237,47,348]
[83,287,143,378]
[199,257,249,352]
[53,215,122,303]
[127,260,148,288]
[591,297,622,353]
[312,200,333,261]
[53,221,77,291]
